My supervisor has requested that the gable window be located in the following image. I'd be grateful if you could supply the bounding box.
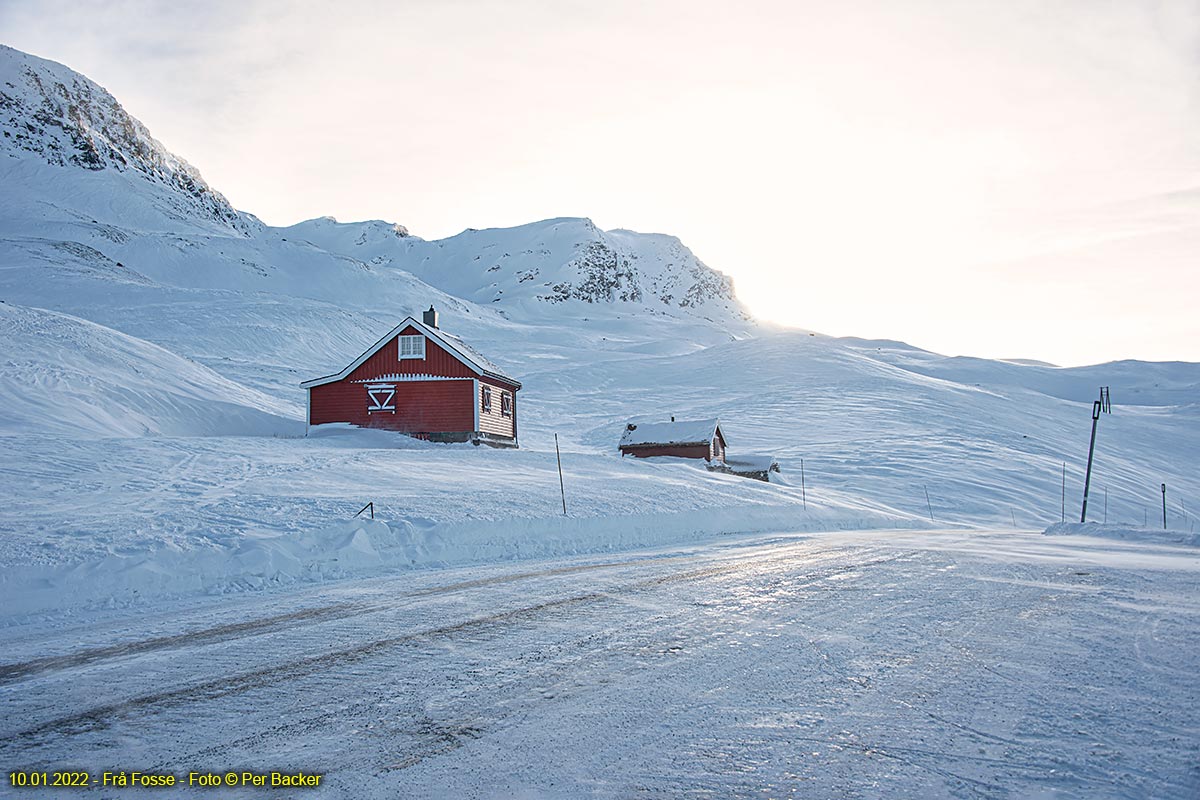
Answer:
[481,385,492,413]
[501,391,513,417]
[398,335,425,360]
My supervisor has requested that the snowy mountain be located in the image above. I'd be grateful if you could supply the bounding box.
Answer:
[0,43,746,338]
[0,44,251,235]
[284,215,747,322]
[0,44,1197,620]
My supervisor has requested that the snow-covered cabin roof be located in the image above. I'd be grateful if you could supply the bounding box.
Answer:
[300,316,521,389]
[619,418,724,448]
[725,455,779,472]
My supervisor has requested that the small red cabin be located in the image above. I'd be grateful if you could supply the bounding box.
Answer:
[302,307,521,447]
[619,418,727,463]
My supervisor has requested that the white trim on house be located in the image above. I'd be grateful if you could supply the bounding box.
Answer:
[350,374,469,383]
[299,316,521,389]
[472,378,480,432]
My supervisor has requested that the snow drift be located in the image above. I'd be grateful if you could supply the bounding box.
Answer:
[0,302,299,438]
[1044,522,1200,548]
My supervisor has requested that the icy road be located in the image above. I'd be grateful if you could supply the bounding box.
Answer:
[2,529,1198,799]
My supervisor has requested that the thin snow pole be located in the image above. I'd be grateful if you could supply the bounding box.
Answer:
[924,485,934,523]
[800,458,807,510]
[1061,463,1066,523]
[1161,483,1168,530]
[1103,487,1107,524]
[1011,508,1017,528]
[555,433,567,516]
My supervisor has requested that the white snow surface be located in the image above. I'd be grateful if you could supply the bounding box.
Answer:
[725,454,779,472]
[0,302,299,438]
[1045,521,1200,548]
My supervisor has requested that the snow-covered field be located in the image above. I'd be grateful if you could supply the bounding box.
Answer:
[3,528,1198,798]
[0,425,925,623]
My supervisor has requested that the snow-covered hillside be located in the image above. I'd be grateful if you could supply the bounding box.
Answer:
[0,302,298,438]
[1,44,1197,621]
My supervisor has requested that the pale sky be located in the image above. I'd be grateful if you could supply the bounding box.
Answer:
[3,0,1199,366]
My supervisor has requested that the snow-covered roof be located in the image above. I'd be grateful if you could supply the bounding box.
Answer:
[725,455,779,472]
[619,418,724,448]
[301,316,521,389]
[437,329,510,382]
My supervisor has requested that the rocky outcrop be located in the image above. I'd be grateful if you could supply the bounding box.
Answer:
[0,45,250,234]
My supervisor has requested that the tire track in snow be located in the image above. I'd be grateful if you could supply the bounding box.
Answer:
[4,546,897,743]
[0,539,836,686]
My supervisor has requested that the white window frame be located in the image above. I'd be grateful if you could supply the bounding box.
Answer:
[501,391,512,417]
[481,385,492,413]
[398,335,426,360]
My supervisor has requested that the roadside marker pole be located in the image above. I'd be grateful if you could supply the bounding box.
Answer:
[555,433,567,516]
[1061,463,1066,523]
[800,459,807,510]
[1161,483,1167,530]
[924,485,934,523]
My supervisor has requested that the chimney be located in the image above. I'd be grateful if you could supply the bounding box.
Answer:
[423,305,439,329]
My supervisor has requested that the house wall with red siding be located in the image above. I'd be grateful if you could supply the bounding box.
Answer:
[344,325,476,383]
[310,378,475,432]
[620,443,714,461]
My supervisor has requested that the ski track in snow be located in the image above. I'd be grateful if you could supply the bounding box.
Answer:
[2,529,1198,799]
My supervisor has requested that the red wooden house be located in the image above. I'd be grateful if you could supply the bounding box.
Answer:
[302,307,521,447]
[618,418,727,463]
